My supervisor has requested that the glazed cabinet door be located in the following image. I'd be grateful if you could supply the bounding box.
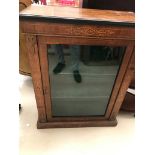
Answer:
[38,37,134,121]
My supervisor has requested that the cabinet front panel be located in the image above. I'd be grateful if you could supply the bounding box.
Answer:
[47,44,125,117]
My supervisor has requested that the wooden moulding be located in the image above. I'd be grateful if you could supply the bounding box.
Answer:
[25,34,47,123]
[38,43,52,121]
[37,119,117,129]
[20,21,134,40]
[38,35,133,46]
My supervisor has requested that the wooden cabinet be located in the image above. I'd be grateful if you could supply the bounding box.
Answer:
[19,0,32,75]
[20,5,135,128]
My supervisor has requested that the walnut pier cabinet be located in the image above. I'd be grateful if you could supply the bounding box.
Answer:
[20,5,135,129]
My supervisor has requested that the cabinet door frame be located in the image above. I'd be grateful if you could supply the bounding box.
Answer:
[38,35,134,122]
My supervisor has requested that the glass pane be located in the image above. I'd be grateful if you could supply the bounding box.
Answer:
[47,44,125,116]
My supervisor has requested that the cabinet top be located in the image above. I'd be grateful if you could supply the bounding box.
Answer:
[20,5,135,26]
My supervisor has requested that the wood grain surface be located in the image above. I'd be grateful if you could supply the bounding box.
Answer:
[20,5,135,24]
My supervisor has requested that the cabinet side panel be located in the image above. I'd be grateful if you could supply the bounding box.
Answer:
[38,42,52,121]
[25,34,47,122]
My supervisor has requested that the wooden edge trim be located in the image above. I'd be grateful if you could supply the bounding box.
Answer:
[25,34,47,122]
[109,51,135,119]
[37,119,117,129]
[105,44,134,119]
[19,70,31,76]
[38,41,52,121]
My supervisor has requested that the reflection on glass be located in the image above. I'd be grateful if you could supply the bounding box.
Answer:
[52,45,81,83]
[47,45,125,116]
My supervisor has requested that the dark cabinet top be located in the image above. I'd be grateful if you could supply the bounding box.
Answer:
[19,5,135,26]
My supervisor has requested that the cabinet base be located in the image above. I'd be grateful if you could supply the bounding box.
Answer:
[37,119,117,129]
